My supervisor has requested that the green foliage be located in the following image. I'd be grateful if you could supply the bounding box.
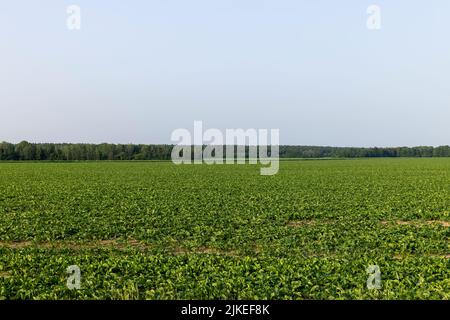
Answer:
[1,141,450,160]
[0,159,449,299]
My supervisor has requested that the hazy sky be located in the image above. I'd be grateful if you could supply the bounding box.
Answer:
[1,0,449,146]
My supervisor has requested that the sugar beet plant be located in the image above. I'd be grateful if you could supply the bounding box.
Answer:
[0,159,449,299]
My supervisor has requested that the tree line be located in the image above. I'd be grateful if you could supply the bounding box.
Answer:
[0,141,449,161]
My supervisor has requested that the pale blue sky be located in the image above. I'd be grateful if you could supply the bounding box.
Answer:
[1,0,449,146]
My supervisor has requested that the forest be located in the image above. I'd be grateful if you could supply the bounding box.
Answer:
[1,141,449,161]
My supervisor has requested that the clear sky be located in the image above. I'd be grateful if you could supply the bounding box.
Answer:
[1,0,449,146]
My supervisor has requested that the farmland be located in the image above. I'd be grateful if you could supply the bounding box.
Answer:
[0,159,449,299]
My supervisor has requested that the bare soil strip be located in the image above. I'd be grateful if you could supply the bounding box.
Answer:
[173,246,240,257]
[0,241,238,256]
[394,253,450,260]
[1,240,447,260]
[381,220,450,227]
[0,239,150,251]
[287,219,335,227]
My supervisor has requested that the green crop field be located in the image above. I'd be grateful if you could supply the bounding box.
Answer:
[0,158,448,299]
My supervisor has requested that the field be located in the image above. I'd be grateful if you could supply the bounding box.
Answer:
[0,159,449,299]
